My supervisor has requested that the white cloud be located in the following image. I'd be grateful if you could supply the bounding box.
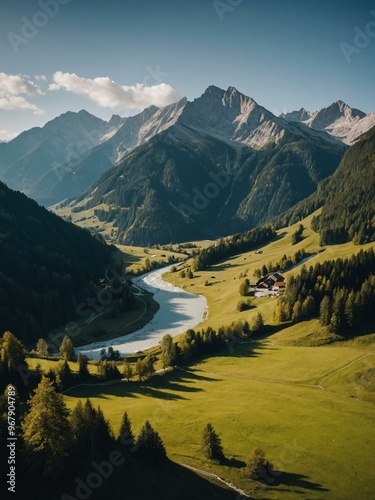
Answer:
[0,129,18,142]
[49,71,180,109]
[0,72,44,115]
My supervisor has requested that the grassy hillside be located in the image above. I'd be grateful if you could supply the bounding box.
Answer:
[164,209,375,340]
[62,211,375,499]
[64,340,375,500]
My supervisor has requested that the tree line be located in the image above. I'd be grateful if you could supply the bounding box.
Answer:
[0,181,114,345]
[274,248,375,334]
[0,376,167,499]
[253,248,309,279]
[191,225,276,271]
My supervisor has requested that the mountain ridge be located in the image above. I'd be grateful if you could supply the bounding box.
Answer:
[281,100,374,144]
[0,86,373,208]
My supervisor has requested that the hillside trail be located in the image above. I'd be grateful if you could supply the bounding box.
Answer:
[180,462,251,499]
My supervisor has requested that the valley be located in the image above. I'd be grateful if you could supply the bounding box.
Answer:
[1,86,374,500]
[27,212,375,499]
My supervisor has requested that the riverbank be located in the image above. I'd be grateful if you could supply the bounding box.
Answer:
[77,264,207,359]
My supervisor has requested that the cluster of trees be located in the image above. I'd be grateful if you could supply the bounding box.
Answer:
[0,376,167,498]
[179,268,194,279]
[292,224,304,245]
[191,225,276,271]
[239,278,251,296]
[201,423,273,482]
[254,248,308,279]
[274,249,375,334]
[237,299,253,312]
[127,255,178,276]
[134,356,155,381]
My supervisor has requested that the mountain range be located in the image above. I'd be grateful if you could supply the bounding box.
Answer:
[0,85,374,245]
[1,86,374,208]
[281,100,375,145]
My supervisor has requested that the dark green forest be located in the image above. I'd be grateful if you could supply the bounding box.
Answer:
[69,126,344,245]
[312,126,375,245]
[274,248,375,334]
[274,125,375,245]
[0,182,114,345]
[191,225,276,271]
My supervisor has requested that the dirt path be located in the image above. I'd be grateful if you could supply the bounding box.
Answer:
[316,352,374,385]
[180,463,251,499]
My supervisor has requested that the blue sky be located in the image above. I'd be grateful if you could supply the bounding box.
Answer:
[0,0,374,140]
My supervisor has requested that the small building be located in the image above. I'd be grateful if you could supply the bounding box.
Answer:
[256,272,285,290]
[273,281,286,292]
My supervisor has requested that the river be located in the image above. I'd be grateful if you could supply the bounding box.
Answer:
[77,264,207,359]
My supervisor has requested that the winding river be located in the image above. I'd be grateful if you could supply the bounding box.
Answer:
[77,264,207,359]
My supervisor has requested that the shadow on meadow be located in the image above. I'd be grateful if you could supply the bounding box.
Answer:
[264,470,329,494]
[66,365,223,401]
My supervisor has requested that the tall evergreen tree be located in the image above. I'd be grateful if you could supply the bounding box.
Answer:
[319,295,332,326]
[70,399,114,460]
[54,359,73,390]
[136,420,167,464]
[59,335,74,361]
[78,354,90,381]
[160,334,177,369]
[36,338,49,357]
[0,331,26,373]
[118,411,135,447]
[123,360,133,380]
[201,423,224,461]
[251,312,265,333]
[21,376,70,477]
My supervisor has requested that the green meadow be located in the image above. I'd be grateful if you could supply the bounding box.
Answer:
[60,210,375,499]
[63,340,375,499]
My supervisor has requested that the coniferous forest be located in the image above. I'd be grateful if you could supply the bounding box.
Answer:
[274,248,375,333]
[0,182,114,344]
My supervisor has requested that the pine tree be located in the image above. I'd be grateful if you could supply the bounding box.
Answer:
[21,376,70,477]
[0,331,26,373]
[78,354,90,381]
[36,338,49,357]
[160,334,177,369]
[123,360,133,380]
[301,295,316,319]
[118,411,135,447]
[201,423,224,461]
[291,300,302,323]
[319,295,332,326]
[136,420,167,464]
[70,399,114,460]
[239,282,247,296]
[135,358,146,381]
[54,359,73,389]
[251,313,264,333]
[59,335,74,361]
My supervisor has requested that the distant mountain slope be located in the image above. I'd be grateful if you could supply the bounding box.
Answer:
[282,101,375,145]
[61,112,345,245]
[0,181,113,344]
[32,99,188,206]
[0,86,351,208]
[311,125,375,244]
[0,110,109,204]
[273,125,375,245]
